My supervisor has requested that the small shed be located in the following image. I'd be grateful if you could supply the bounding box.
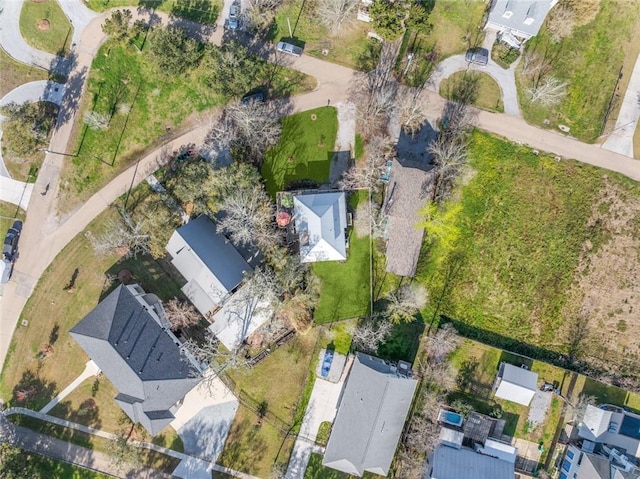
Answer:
[494,362,538,406]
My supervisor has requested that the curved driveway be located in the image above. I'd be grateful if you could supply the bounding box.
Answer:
[0,0,57,69]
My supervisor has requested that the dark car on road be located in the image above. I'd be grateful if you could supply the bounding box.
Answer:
[241,91,266,104]
[1,220,23,283]
[465,47,489,66]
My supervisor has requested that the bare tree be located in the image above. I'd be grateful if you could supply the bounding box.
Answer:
[208,101,282,165]
[83,111,109,131]
[92,209,150,259]
[385,283,429,323]
[424,323,460,365]
[526,76,568,106]
[217,184,276,251]
[317,0,359,33]
[423,360,457,392]
[395,85,427,137]
[163,298,201,331]
[350,40,402,138]
[244,0,283,32]
[428,133,468,202]
[338,136,396,191]
[352,314,393,353]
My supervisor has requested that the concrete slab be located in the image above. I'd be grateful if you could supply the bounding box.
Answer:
[170,371,239,463]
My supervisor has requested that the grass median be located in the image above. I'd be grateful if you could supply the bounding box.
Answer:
[19,0,73,56]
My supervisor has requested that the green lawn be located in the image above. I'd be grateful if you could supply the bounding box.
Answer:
[0,48,48,98]
[2,448,111,478]
[418,131,640,367]
[85,0,221,24]
[313,234,371,324]
[59,38,311,212]
[0,204,183,425]
[304,453,380,479]
[517,0,640,142]
[440,71,504,113]
[273,0,377,70]
[221,329,320,476]
[19,0,73,56]
[262,106,338,197]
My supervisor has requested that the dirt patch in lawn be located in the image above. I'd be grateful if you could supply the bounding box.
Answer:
[561,177,640,377]
[36,19,50,30]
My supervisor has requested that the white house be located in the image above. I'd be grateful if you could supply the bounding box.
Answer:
[494,362,538,406]
[293,192,348,263]
[165,215,252,318]
[485,0,559,48]
[578,404,640,459]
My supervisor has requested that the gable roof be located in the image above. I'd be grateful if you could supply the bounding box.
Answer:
[486,0,558,40]
[495,363,538,406]
[429,444,516,479]
[166,215,252,316]
[293,192,347,263]
[70,285,201,435]
[322,353,417,477]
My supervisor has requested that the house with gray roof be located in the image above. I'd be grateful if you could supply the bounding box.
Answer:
[70,284,202,436]
[578,405,640,459]
[322,353,417,477]
[493,362,538,406]
[485,0,559,48]
[293,191,347,263]
[165,215,252,318]
[427,442,516,479]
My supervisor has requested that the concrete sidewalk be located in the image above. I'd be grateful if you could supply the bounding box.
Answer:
[40,360,100,414]
[602,53,640,158]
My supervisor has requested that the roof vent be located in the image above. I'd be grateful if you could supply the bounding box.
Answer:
[503,0,513,18]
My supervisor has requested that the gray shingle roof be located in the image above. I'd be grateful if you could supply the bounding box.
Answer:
[486,0,557,40]
[168,215,251,292]
[322,353,418,477]
[70,285,201,435]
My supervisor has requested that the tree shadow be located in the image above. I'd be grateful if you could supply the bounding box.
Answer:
[218,417,267,473]
[170,0,219,25]
[377,320,424,363]
[48,51,87,134]
[10,369,58,410]
[49,323,60,346]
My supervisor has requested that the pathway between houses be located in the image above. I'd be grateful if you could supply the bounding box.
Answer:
[39,360,100,414]
[329,101,357,185]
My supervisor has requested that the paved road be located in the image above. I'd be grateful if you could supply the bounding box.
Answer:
[57,0,99,46]
[602,53,640,157]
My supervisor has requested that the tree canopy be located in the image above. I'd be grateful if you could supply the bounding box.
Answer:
[148,26,203,75]
[369,0,406,41]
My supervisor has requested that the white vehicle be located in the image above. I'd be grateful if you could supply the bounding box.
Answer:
[228,3,240,30]
[276,41,303,57]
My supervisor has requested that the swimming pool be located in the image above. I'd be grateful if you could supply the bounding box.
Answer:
[439,409,464,427]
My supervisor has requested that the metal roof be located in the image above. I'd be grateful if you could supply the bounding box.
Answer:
[322,353,418,477]
[165,215,252,315]
[293,192,347,263]
[430,444,515,479]
[495,363,538,406]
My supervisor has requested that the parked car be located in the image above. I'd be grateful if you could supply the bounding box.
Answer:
[276,41,303,57]
[465,47,489,66]
[228,3,240,30]
[1,220,23,283]
[241,91,266,104]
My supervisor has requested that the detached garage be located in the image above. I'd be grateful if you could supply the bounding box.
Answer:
[493,362,538,406]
